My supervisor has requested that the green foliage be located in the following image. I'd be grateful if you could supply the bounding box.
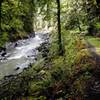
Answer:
[94,22,100,34]
[86,36,100,47]
[0,32,9,47]
[95,22,100,29]
[1,1,24,30]
[0,0,100,99]
[0,0,37,46]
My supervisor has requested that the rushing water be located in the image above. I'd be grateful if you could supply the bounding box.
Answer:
[0,33,48,79]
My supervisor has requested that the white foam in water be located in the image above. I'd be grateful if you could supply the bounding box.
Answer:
[16,61,30,69]
[0,33,48,79]
[8,35,43,60]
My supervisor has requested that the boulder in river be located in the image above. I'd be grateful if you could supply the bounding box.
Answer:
[15,67,20,71]
[0,47,6,52]
[1,52,7,57]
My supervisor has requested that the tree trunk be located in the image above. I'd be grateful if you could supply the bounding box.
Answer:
[56,0,63,56]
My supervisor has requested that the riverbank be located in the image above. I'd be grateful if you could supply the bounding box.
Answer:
[0,31,100,99]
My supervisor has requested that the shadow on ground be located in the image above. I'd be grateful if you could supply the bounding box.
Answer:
[85,41,100,100]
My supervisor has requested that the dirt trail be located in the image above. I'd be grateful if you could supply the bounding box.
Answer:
[85,40,100,100]
[86,40,100,63]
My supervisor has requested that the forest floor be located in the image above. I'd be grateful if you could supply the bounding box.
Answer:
[85,36,100,61]
[80,36,100,70]
[84,36,100,100]
[0,34,100,100]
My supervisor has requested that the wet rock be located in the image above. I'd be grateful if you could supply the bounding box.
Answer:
[37,41,50,62]
[34,57,38,61]
[0,47,6,52]
[4,75,14,80]
[23,67,28,71]
[15,67,20,71]
[14,42,18,47]
[1,52,7,57]
[29,63,32,67]
[29,32,35,37]
[0,47,7,58]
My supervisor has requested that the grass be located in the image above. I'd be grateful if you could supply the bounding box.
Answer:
[86,36,100,47]
[85,36,100,55]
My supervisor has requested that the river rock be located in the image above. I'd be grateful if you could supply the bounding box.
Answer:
[15,67,20,71]
[1,52,7,57]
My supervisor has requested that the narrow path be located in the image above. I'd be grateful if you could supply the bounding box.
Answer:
[84,40,100,100]
[85,40,100,64]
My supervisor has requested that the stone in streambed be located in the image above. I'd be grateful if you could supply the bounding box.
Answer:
[15,67,20,71]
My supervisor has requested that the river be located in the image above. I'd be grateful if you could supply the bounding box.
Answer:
[0,32,49,79]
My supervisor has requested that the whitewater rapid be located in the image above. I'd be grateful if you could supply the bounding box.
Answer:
[0,33,48,79]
